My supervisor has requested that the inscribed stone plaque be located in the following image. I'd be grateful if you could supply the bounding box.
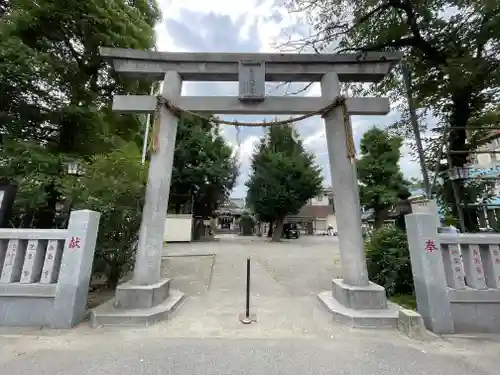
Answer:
[0,239,27,283]
[40,240,63,284]
[443,244,466,289]
[238,61,265,101]
[20,239,46,283]
[462,244,487,289]
[485,244,500,288]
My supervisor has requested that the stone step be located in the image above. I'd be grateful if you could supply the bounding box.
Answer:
[89,289,185,327]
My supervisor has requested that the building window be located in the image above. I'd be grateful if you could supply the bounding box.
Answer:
[317,195,323,201]
[490,153,498,163]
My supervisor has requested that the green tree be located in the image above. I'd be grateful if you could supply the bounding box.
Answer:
[239,212,255,236]
[0,140,64,228]
[62,143,146,289]
[357,127,409,228]
[0,0,160,227]
[246,125,322,241]
[282,0,500,229]
[167,116,238,238]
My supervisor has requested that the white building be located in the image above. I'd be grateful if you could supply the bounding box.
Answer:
[469,130,500,195]
[286,188,337,233]
[462,130,500,228]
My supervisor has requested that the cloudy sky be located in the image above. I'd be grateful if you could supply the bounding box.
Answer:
[155,0,422,198]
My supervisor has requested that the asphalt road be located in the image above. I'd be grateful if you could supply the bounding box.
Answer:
[1,334,499,375]
[2,236,500,374]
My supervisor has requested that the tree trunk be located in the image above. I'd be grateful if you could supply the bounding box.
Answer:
[106,261,121,290]
[464,207,479,232]
[449,93,471,168]
[267,221,273,237]
[373,207,388,229]
[107,273,119,290]
[272,218,284,242]
[447,92,472,231]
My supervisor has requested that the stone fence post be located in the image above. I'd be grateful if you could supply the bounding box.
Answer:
[52,209,100,328]
[405,213,454,334]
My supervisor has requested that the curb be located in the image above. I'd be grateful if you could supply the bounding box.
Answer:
[397,309,439,341]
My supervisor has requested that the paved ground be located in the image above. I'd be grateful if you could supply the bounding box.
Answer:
[1,235,500,374]
[158,234,343,337]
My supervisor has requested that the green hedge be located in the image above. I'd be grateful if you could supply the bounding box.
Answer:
[365,225,414,297]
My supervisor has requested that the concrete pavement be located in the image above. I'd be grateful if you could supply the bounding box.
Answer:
[1,329,499,374]
[1,235,500,374]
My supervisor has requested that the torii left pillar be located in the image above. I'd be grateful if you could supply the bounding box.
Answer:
[90,72,185,327]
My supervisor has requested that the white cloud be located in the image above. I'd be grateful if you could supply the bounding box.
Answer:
[153,0,427,198]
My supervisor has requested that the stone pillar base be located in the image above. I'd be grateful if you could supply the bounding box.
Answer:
[332,279,387,309]
[318,279,400,329]
[114,279,171,309]
[89,278,185,327]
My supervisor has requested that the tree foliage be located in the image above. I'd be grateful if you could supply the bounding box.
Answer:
[168,116,238,219]
[246,124,322,241]
[0,139,64,228]
[0,0,160,227]
[283,0,500,225]
[358,127,408,228]
[62,143,146,288]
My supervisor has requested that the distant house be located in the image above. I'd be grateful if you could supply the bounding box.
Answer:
[286,188,337,233]
[468,130,500,208]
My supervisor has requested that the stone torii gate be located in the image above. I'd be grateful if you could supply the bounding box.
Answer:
[90,48,402,327]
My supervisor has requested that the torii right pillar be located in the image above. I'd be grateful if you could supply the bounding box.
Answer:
[318,72,400,328]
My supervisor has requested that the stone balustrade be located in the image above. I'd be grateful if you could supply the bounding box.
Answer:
[406,213,500,334]
[440,233,500,290]
[0,210,100,328]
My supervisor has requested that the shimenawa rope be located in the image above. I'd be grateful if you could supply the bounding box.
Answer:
[149,95,356,159]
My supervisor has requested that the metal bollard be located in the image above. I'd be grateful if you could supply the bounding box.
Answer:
[239,257,256,324]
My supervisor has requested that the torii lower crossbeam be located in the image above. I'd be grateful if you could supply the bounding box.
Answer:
[113,95,390,116]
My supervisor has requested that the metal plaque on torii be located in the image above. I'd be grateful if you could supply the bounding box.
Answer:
[238,61,265,101]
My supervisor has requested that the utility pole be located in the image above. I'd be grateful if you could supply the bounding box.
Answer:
[401,62,432,197]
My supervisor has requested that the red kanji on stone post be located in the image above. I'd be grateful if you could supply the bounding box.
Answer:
[68,236,81,249]
[425,239,437,253]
